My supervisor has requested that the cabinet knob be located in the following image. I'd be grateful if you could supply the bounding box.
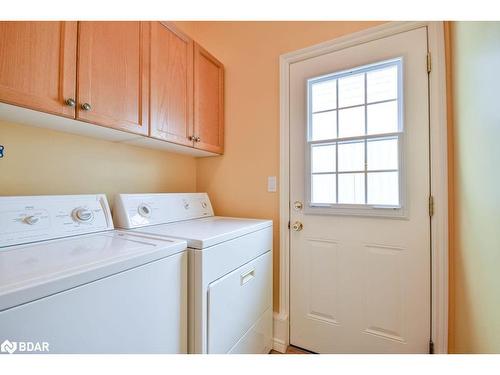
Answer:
[81,103,92,111]
[195,136,201,143]
[65,98,76,107]
[188,136,194,141]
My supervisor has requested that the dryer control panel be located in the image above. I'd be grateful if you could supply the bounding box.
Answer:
[0,194,113,248]
[113,193,214,229]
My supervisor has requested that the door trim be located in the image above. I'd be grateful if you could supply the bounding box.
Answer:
[276,21,448,354]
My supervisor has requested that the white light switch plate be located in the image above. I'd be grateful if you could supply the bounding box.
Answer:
[267,176,277,192]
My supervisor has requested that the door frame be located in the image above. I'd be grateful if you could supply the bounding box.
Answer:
[276,21,448,354]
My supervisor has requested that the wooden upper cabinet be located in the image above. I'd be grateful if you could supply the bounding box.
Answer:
[77,22,149,135]
[0,21,77,117]
[0,21,225,156]
[194,43,224,154]
[150,22,194,146]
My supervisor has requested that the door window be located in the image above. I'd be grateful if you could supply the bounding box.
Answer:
[307,58,404,214]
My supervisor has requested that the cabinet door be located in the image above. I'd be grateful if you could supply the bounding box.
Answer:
[150,22,194,146]
[194,43,224,154]
[77,22,149,135]
[0,21,77,117]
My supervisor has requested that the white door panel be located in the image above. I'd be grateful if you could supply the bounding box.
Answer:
[290,27,430,353]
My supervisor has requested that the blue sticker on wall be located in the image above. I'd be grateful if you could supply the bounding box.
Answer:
[0,145,4,158]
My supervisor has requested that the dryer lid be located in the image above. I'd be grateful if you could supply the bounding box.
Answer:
[129,216,272,249]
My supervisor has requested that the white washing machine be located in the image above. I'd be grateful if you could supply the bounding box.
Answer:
[0,194,188,354]
[113,193,273,354]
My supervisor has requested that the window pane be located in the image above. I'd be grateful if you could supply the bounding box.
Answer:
[312,174,336,204]
[367,101,399,135]
[367,65,398,103]
[338,173,365,204]
[307,59,403,212]
[367,172,399,206]
[311,79,337,112]
[367,137,398,171]
[338,106,365,138]
[311,111,337,140]
[338,73,364,108]
[338,140,365,172]
[312,144,336,173]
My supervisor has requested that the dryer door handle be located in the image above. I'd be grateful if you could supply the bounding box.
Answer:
[240,269,255,285]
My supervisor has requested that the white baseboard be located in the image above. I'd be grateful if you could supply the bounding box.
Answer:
[272,312,289,353]
[273,337,288,353]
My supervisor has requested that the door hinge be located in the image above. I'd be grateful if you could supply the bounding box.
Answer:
[426,52,432,73]
[428,195,434,217]
[429,339,434,354]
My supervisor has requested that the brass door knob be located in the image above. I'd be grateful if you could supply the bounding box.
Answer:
[291,221,303,231]
[81,103,92,111]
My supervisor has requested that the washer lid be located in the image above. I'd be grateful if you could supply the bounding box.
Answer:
[130,216,272,249]
[0,231,187,311]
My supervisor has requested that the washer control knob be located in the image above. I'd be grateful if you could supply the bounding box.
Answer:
[137,203,152,218]
[184,202,190,210]
[72,208,94,223]
[201,202,208,209]
[24,215,40,225]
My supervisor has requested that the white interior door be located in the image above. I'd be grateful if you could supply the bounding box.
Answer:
[289,27,431,353]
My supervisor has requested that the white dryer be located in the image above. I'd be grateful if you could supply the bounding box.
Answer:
[113,193,273,354]
[0,194,188,354]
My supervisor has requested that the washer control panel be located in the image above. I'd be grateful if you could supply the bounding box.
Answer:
[113,193,214,229]
[0,194,113,248]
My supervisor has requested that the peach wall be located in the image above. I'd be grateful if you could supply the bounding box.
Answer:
[448,22,500,353]
[0,120,197,206]
[175,21,383,310]
[444,22,456,353]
